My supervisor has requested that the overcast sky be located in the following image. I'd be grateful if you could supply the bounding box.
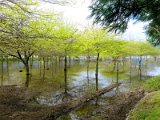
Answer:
[39,0,147,41]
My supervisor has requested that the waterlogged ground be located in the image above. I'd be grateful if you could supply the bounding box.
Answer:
[0,56,160,119]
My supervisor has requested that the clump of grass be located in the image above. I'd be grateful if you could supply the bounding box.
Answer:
[144,76,160,92]
[128,91,160,120]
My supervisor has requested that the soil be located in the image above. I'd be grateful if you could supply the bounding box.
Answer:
[81,89,145,120]
[0,86,145,120]
[0,86,44,120]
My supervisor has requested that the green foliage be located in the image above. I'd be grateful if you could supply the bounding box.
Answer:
[103,39,127,58]
[80,27,113,56]
[0,1,59,60]
[51,22,80,57]
[89,0,160,45]
[78,26,127,59]
[89,0,154,32]
[125,41,160,56]
[0,0,160,63]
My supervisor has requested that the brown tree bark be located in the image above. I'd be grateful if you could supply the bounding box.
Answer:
[95,53,99,91]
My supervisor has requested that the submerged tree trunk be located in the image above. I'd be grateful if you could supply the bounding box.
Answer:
[39,57,42,77]
[17,51,31,87]
[51,57,54,78]
[87,56,90,86]
[43,57,46,79]
[64,55,67,93]
[30,55,33,67]
[1,56,4,86]
[46,57,49,69]
[7,50,34,87]
[25,61,30,87]
[139,56,142,80]
[59,56,61,68]
[55,56,58,73]
[43,57,46,70]
[55,56,58,66]
[95,53,99,91]
[116,60,119,83]
[144,56,148,76]
[129,56,132,82]
[6,56,9,75]
[68,56,71,68]
[122,57,125,72]
[113,60,116,72]
[112,57,118,72]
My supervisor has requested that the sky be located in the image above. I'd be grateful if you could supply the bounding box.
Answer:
[38,0,147,41]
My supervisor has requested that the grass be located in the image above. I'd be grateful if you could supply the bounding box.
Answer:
[144,76,160,92]
[128,91,160,120]
[128,76,160,120]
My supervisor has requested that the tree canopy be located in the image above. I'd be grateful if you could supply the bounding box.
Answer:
[89,0,160,45]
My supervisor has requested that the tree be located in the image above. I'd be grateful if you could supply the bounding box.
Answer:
[146,23,160,46]
[81,26,114,90]
[0,2,57,87]
[52,22,79,93]
[104,39,127,82]
[89,0,160,45]
[77,28,95,82]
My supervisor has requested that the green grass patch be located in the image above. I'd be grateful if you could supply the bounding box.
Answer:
[144,76,160,92]
[128,91,160,120]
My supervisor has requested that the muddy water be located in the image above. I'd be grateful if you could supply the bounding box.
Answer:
[0,56,160,119]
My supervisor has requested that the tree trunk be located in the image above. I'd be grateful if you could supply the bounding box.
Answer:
[95,53,99,91]
[68,56,71,68]
[122,57,125,72]
[59,56,61,68]
[39,57,42,77]
[1,56,4,86]
[116,60,119,83]
[9,51,34,87]
[25,62,30,87]
[43,57,46,79]
[55,56,57,73]
[30,55,33,67]
[55,56,58,66]
[144,56,148,76]
[43,57,46,70]
[139,56,142,80]
[46,57,49,69]
[112,59,116,72]
[87,56,90,86]
[129,56,132,82]
[6,56,9,75]
[64,55,67,93]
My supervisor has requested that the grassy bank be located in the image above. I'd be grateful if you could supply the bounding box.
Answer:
[128,76,160,120]
[144,76,160,92]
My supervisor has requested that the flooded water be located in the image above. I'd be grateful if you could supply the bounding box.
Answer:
[0,56,160,119]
